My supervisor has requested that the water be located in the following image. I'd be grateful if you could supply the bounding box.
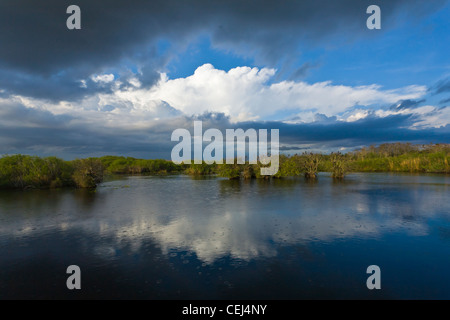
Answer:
[0,173,449,299]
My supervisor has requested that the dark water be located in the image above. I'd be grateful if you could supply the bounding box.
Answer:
[0,173,449,299]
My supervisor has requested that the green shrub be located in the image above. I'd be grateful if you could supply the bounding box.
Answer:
[71,158,104,188]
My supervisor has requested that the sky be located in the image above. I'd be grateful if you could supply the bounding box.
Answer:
[0,0,449,159]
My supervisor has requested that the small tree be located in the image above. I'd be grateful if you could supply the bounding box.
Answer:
[303,153,320,179]
[240,164,255,179]
[217,163,241,179]
[185,161,216,176]
[330,152,347,179]
[72,158,104,188]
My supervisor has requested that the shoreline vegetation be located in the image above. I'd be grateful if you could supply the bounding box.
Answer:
[0,143,448,190]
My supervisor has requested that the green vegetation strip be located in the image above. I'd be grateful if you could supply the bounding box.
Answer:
[1,143,449,189]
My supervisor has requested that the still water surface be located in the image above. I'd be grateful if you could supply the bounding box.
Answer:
[0,173,449,299]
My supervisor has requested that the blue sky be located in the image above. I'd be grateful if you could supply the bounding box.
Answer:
[0,0,448,159]
[166,3,450,91]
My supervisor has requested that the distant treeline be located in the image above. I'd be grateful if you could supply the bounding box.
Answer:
[99,155,183,175]
[342,143,450,174]
[184,143,450,179]
[0,143,448,189]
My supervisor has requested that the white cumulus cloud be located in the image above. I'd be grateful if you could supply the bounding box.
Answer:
[91,73,115,83]
[143,64,427,122]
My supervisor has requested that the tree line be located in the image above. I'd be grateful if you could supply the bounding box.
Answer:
[184,143,450,179]
[0,155,186,189]
[0,155,105,189]
[0,143,448,189]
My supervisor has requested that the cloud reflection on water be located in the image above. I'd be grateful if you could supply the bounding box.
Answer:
[0,174,448,264]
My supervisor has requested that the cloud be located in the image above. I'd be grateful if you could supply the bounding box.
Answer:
[411,106,450,129]
[0,58,447,159]
[144,64,427,121]
[0,96,184,158]
[279,145,311,152]
[278,114,450,148]
[208,0,447,64]
[91,74,115,84]
[0,99,74,128]
[432,77,450,95]
[440,97,450,105]
[288,62,319,80]
[0,0,446,101]
[389,99,426,110]
[0,91,448,159]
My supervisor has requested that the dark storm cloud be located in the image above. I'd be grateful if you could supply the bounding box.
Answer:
[0,109,176,159]
[287,115,449,147]
[0,99,180,158]
[0,101,74,127]
[313,113,338,123]
[279,146,310,151]
[0,68,117,101]
[0,102,448,159]
[223,112,450,148]
[165,111,450,152]
[0,0,446,101]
